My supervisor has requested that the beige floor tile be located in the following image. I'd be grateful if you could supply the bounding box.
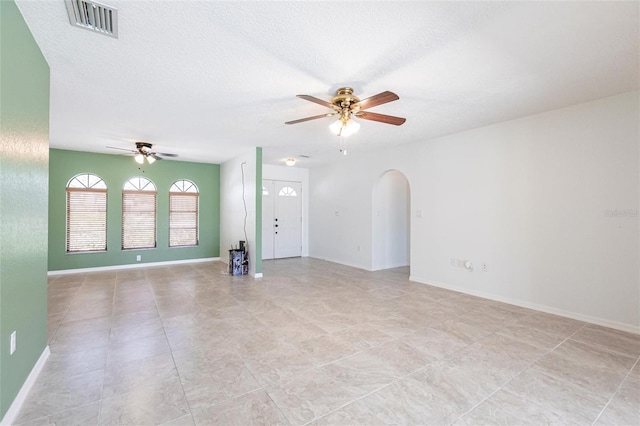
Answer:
[337,339,427,378]
[456,389,583,425]
[40,346,107,380]
[102,352,179,399]
[109,316,164,344]
[49,328,110,353]
[243,343,317,387]
[515,312,585,337]
[497,323,567,350]
[98,375,190,425]
[15,401,100,426]
[159,414,196,426]
[502,367,609,424]
[331,324,394,351]
[107,333,171,365]
[53,315,112,339]
[173,348,261,409]
[296,334,357,366]
[192,390,290,426]
[571,323,640,357]
[110,308,160,327]
[534,339,637,394]
[596,379,640,425]
[265,368,362,424]
[400,326,470,361]
[336,373,464,425]
[15,259,635,425]
[430,316,494,344]
[13,370,104,424]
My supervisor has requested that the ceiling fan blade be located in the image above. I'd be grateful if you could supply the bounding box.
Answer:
[351,91,399,111]
[150,154,163,161]
[285,112,337,125]
[355,111,406,126]
[155,152,178,157]
[297,95,340,111]
[106,145,135,153]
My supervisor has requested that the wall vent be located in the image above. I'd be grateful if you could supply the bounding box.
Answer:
[65,0,118,38]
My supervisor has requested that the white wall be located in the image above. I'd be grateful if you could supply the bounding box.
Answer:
[309,91,639,332]
[262,164,309,257]
[372,170,410,270]
[220,148,260,276]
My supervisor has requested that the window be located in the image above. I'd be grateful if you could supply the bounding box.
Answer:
[122,177,157,250]
[169,179,198,247]
[278,186,297,197]
[66,174,107,253]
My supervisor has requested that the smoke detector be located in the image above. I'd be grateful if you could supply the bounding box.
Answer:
[65,0,118,38]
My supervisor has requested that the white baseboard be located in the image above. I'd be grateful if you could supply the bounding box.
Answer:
[48,257,220,276]
[1,346,50,426]
[308,256,372,272]
[410,275,640,335]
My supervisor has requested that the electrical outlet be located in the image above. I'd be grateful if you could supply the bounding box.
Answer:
[482,263,488,272]
[136,255,141,261]
[10,331,16,355]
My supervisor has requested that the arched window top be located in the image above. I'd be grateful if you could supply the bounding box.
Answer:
[262,186,269,196]
[278,186,297,197]
[67,173,106,189]
[124,176,156,192]
[170,179,198,193]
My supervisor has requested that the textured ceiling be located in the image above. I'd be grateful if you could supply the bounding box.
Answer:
[16,1,640,168]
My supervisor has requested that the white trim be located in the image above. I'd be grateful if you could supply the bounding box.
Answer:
[1,346,50,426]
[252,272,263,278]
[409,275,640,335]
[48,257,220,276]
[309,256,372,272]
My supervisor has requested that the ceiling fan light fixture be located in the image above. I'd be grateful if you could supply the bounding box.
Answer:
[344,118,360,136]
[329,119,343,135]
[285,158,296,166]
[329,117,360,137]
[146,155,156,164]
[134,153,145,164]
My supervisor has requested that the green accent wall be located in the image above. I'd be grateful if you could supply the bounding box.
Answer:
[255,147,262,274]
[49,149,220,271]
[0,0,50,419]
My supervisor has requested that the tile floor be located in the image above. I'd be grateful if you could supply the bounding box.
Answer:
[13,258,640,425]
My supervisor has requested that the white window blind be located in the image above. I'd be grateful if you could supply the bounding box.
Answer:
[67,188,107,252]
[122,177,157,250]
[169,180,198,247]
[66,174,107,253]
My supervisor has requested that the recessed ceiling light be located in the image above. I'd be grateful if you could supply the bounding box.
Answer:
[285,158,296,166]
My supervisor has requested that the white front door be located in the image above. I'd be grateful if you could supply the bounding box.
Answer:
[262,180,302,259]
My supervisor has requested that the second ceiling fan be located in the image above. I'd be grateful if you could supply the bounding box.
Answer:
[107,142,178,164]
[285,87,406,137]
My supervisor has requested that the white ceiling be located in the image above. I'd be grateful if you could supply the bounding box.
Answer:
[16,1,639,168]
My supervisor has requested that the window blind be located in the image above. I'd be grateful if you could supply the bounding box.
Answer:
[66,188,107,252]
[122,190,157,249]
[169,192,198,247]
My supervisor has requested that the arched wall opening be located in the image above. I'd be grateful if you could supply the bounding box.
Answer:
[372,169,411,271]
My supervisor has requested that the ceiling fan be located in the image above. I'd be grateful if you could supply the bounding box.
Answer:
[107,142,178,164]
[285,87,406,137]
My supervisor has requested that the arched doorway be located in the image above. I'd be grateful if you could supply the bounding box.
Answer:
[372,170,410,271]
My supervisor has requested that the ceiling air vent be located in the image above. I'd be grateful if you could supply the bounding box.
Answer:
[65,0,118,38]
